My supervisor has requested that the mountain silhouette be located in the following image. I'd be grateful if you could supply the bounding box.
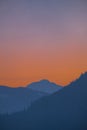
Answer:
[27,72,87,130]
[27,79,61,93]
[0,72,87,130]
[67,72,87,87]
[0,86,47,114]
[0,80,61,114]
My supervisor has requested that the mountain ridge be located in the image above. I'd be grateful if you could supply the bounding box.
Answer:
[0,79,62,114]
[1,72,87,130]
[27,79,62,94]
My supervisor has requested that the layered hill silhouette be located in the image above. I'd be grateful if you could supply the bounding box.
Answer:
[0,72,87,130]
[0,80,61,114]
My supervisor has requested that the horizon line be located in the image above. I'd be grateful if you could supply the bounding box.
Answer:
[0,71,87,88]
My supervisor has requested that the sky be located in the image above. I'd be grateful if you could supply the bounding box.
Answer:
[0,0,87,87]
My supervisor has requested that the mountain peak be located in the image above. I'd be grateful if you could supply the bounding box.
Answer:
[27,79,62,94]
[39,79,50,84]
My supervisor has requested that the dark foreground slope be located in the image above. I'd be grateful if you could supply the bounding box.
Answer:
[0,72,87,130]
[30,72,87,130]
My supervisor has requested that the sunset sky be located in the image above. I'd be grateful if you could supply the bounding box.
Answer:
[0,0,87,87]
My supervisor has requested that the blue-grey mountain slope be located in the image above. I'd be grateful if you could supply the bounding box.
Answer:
[0,72,87,130]
[0,86,46,114]
[0,80,61,114]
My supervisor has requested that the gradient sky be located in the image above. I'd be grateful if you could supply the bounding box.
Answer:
[0,0,87,87]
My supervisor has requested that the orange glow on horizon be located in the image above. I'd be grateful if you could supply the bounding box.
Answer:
[0,0,87,87]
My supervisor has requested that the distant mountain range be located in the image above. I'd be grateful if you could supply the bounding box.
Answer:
[0,80,62,114]
[0,72,87,130]
[27,79,61,93]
